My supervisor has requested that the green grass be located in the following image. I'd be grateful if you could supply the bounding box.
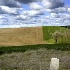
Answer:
[42,26,69,43]
[0,44,70,55]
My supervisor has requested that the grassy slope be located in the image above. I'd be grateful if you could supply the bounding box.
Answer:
[0,27,44,46]
[42,26,68,43]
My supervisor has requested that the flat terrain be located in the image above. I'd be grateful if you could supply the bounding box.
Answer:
[0,49,70,70]
[0,27,45,46]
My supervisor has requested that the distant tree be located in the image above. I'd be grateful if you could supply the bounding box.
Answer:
[52,31,62,43]
[53,29,70,43]
[61,25,70,29]
[64,29,70,43]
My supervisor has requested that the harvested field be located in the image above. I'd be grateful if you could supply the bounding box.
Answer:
[0,49,70,70]
[0,27,45,46]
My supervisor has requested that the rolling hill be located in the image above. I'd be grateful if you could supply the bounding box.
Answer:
[0,27,45,46]
[0,26,69,46]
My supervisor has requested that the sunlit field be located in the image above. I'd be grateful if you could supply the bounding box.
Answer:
[0,26,70,70]
[43,26,70,44]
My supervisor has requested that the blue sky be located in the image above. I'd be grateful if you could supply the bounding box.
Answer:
[65,0,70,5]
[0,0,70,28]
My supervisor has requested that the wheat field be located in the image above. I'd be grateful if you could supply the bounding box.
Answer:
[0,27,46,46]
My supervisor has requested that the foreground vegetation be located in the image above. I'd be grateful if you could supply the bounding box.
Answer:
[0,49,70,70]
[0,44,70,55]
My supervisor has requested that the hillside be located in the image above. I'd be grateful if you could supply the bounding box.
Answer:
[0,26,69,46]
[42,26,70,43]
[0,27,45,46]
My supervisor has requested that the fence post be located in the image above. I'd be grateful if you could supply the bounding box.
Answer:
[50,58,59,70]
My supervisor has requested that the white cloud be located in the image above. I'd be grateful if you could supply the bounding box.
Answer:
[0,14,8,25]
[0,14,6,18]
[42,0,64,9]
[51,13,60,18]
[0,0,21,8]
[67,7,70,12]
[50,7,66,13]
[0,6,22,15]
[0,0,70,28]
[29,2,42,10]
[15,15,28,20]
[42,0,52,8]
[20,9,43,17]
[28,10,42,16]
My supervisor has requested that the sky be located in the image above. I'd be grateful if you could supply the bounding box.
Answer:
[0,0,70,28]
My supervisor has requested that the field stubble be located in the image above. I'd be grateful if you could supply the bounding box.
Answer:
[0,27,46,46]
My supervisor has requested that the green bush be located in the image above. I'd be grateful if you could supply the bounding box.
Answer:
[0,44,70,55]
[52,29,70,43]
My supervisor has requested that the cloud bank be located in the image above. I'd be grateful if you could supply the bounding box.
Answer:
[0,0,21,7]
[0,0,70,28]
[42,0,64,9]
